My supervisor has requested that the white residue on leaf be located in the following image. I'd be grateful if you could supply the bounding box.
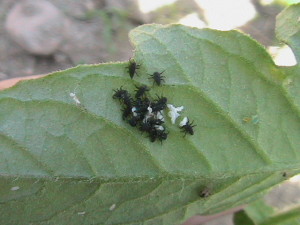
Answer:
[179,117,188,127]
[167,104,184,124]
[70,92,81,105]
[77,211,86,215]
[109,204,116,211]
[11,186,20,191]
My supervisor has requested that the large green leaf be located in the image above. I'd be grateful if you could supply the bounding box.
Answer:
[1,6,300,225]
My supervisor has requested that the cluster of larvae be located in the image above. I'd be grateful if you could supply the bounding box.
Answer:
[113,59,195,143]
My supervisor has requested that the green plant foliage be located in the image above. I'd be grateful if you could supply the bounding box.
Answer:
[275,0,297,6]
[234,210,256,225]
[0,4,300,225]
[276,3,300,61]
[234,200,300,225]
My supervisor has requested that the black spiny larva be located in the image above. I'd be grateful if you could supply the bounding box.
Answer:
[123,94,133,108]
[126,58,141,79]
[156,130,168,143]
[113,87,133,107]
[128,116,140,127]
[133,97,150,116]
[179,117,196,136]
[135,85,150,98]
[149,71,165,86]
[149,129,168,143]
[121,106,132,120]
[113,87,128,100]
[139,120,153,133]
[151,95,167,112]
[148,117,164,126]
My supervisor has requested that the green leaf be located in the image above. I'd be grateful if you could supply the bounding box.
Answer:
[244,200,275,224]
[233,210,256,225]
[1,11,300,225]
[259,206,300,225]
[279,0,300,6]
[276,3,300,61]
[238,199,300,225]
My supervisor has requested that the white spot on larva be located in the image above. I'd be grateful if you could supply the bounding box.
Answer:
[70,92,81,105]
[155,125,164,131]
[77,211,86,215]
[167,104,184,124]
[109,204,116,211]
[179,117,188,127]
[144,109,155,122]
[147,106,153,114]
[132,107,138,117]
[156,110,165,121]
[11,186,20,191]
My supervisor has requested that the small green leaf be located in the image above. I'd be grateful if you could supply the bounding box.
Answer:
[233,210,256,225]
[241,200,300,225]
[259,206,300,225]
[0,6,300,224]
[276,3,300,61]
[244,200,275,223]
